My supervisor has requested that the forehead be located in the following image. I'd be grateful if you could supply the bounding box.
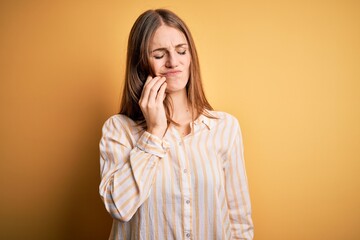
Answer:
[150,25,188,49]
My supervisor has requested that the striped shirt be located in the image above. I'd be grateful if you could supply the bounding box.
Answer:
[99,111,254,240]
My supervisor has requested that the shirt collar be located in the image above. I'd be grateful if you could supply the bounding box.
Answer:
[193,111,217,130]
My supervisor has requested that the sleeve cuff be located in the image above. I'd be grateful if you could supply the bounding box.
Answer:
[136,131,170,158]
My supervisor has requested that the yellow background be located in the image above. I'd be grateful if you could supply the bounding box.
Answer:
[1,0,359,239]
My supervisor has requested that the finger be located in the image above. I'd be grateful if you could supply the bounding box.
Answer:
[140,76,161,103]
[144,75,162,89]
[147,77,166,105]
[143,77,163,103]
[156,81,167,102]
[150,77,166,95]
[143,75,155,88]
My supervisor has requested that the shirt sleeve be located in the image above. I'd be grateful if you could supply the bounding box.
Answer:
[99,116,169,222]
[224,119,254,239]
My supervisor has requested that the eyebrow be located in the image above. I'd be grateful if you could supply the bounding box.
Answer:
[151,43,188,53]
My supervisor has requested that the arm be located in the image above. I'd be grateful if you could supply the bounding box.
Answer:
[224,120,254,239]
[99,76,168,222]
[99,116,169,222]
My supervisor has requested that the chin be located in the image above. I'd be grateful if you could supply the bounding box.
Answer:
[165,79,188,93]
[165,85,187,94]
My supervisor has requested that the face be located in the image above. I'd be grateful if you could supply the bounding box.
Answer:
[148,25,191,94]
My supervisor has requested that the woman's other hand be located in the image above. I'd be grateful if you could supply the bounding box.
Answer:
[139,76,167,138]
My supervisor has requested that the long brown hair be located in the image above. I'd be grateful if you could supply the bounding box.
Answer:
[119,9,213,127]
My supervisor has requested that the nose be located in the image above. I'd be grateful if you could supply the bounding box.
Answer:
[165,52,179,68]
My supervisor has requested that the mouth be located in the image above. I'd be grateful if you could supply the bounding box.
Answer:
[162,70,182,77]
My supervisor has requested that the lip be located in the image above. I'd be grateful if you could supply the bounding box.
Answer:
[162,70,182,77]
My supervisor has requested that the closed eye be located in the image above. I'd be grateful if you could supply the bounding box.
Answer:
[154,55,165,59]
[178,50,187,55]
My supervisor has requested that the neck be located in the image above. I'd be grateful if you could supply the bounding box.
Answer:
[167,89,191,124]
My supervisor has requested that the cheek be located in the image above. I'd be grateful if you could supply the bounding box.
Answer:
[150,61,162,75]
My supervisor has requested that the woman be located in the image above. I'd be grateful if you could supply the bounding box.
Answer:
[99,9,254,240]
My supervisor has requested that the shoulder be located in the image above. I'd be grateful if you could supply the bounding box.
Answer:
[101,114,140,134]
[206,110,240,128]
[205,111,243,147]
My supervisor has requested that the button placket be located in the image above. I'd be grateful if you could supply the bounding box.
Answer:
[172,128,192,239]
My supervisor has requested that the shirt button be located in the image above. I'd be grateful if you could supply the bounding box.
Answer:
[186,232,191,238]
[186,200,190,204]
[179,142,182,146]
[183,169,188,173]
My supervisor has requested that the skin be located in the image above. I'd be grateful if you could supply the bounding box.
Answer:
[138,25,192,138]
